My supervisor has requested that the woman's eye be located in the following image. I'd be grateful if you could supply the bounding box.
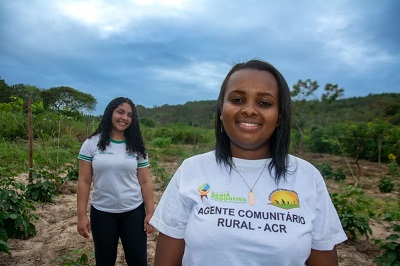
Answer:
[259,101,272,107]
[230,97,243,104]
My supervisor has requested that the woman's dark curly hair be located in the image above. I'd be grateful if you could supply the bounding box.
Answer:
[90,97,147,158]
[215,59,292,183]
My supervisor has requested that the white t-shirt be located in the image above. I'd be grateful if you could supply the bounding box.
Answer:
[78,134,149,213]
[150,151,347,266]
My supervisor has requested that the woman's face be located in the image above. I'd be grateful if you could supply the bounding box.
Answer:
[220,69,280,159]
[111,102,133,133]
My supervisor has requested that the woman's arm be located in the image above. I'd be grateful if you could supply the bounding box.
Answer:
[306,247,338,266]
[154,232,185,266]
[76,160,93,238]
[137,166,155,234]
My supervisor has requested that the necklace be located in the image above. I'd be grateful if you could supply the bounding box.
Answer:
[233,161,268,206]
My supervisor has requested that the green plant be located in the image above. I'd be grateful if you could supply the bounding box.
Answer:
[151,136,172,148]
[319,163,345,181]
[320,162,334,179]
[51,248,95,266]
[379,175,395,193]
[0,177,38,239]
[333,167,346,182]
[0,227,10,254]
[150,160,172,188]
[374,223,400,266]
[64,163,79,181]
[388,154,399,177]
[24,168,59,203]
[331,185,373,240]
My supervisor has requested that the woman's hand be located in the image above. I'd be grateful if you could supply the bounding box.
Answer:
[144,213,155,234]
[77,215,91,238]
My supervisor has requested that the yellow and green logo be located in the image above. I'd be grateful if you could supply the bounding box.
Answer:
[269,189,300,210]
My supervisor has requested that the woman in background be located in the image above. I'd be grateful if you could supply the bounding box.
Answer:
[77,97,154,266]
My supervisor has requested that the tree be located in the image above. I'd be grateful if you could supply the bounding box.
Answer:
[291,80,345,151]
[316,83,345,126]
[0,78,11,103]
[322,83,344,103]
[291,79,319,151]
[41,86,97,114]
[9,84,42,103]
[291,79,319,101]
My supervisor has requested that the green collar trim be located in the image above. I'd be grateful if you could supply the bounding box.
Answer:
[110,138,126,144]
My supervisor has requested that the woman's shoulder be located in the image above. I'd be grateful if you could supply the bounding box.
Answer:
[85,133,100,141]
[80,134,100,147]
[288,154,320,172]
[181,151,216,166]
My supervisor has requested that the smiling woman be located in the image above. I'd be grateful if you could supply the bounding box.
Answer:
[77,97,155,266]
[149,59,348,266]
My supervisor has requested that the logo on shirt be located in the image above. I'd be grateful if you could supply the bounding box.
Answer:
[98,151,113,155]
[198,183,247,204]
[198,183,210,201]
[268,189,300,210]
[210,191,246,204]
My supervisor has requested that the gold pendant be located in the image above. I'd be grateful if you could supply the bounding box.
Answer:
[249,191,255,205]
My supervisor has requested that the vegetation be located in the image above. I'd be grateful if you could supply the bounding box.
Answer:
[374,219,400,266]
[51,248,95,266]
[331,185,374,240]
[136,93,400,129]
[0,77,399,263]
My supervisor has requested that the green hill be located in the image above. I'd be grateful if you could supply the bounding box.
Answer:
[137,93,400,128]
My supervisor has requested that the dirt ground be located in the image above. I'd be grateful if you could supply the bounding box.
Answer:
[0,153,398,265]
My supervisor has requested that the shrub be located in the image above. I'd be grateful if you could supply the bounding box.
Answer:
[320,163,345,181]
[320,162,334,179]
[0,228,10,255]
[150,160,172,189]
[0,112,27,140]
[51,248,95,265]
[333,167,346,182]
[0,177,38,239]
[64,163,79,181]
[379,176,395,193]
[151,136,172,148]
[374,223,400,265]
[331,185,373,240]
[388,154,399,177]
[140,117,155,127]
[24,168,59,203]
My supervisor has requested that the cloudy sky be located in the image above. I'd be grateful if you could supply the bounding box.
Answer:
[1,0,399,114]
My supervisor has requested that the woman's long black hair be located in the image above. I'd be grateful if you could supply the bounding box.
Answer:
[90,97,147,158]
[215,59,292,183]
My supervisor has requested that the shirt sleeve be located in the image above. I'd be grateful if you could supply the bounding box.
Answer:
[149,165,191,239]
[137,155,149,168]
[78,138,94,162]
[311,175,348,250]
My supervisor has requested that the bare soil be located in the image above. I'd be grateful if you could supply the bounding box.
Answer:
[0,153,398,265]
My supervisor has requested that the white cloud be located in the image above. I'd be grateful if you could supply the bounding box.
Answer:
[0,0,398,113]
[56,0,193,38]
[152,60,227,93]
[314,8,394,70]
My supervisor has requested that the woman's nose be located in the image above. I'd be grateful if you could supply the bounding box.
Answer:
[240,103,258,116]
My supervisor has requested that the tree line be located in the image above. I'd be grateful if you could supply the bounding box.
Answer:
[0,78,96,116]
[1,76,399,164]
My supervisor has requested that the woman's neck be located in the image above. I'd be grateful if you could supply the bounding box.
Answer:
[110,131,125,141]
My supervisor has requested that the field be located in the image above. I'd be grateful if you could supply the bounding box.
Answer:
[0,152,398,266]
